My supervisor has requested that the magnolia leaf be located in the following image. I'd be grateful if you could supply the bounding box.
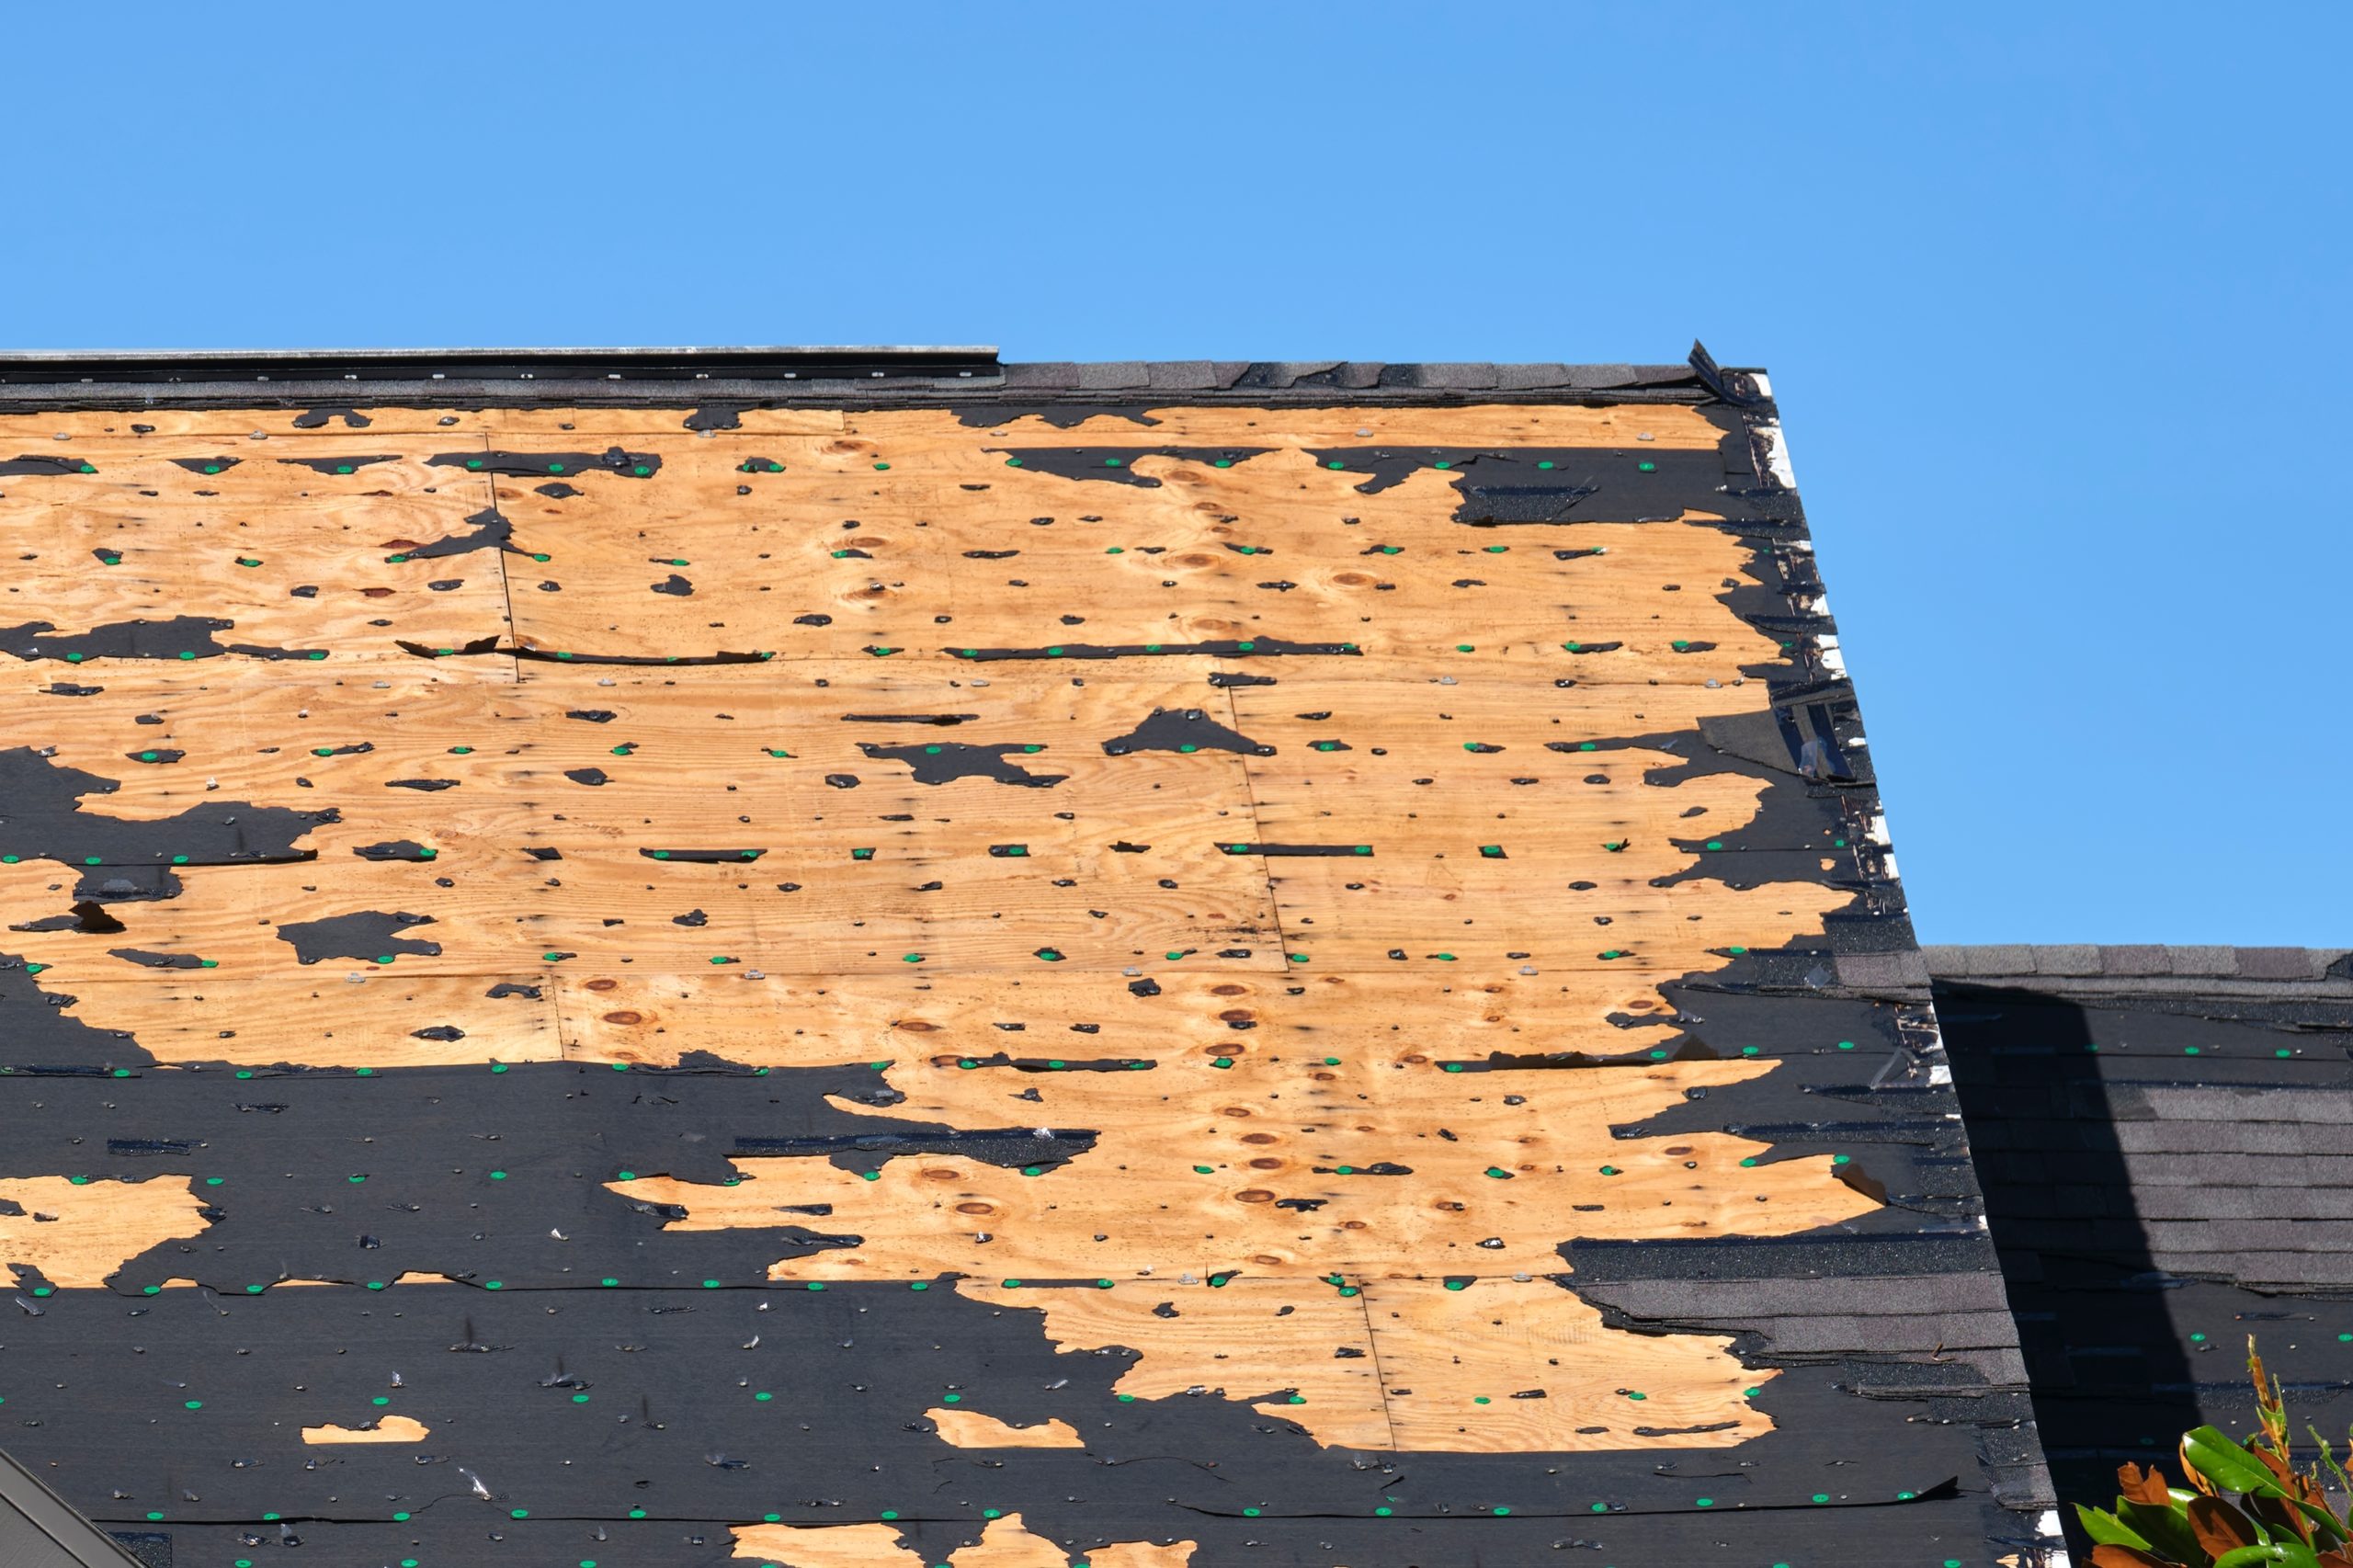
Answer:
[2081,1506,2158,1551]
[2091,1548,2174,1568]
[2120,1462,2178,1506]
[2252,1494,2316,1547]
[2183,1429,2347,1544]
[2216,1544,2323,1568]
[2124,1497,2215,1565]
[2185,1437,2227,1499]
[2194,1496,2266,1560]
[2189,1427,2294,1498]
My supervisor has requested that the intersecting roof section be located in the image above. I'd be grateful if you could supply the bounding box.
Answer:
[1928,946,2353,1549]
[0,348,2052,1568]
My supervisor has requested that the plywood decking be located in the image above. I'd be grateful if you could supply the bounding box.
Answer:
[0,387,2021,1568]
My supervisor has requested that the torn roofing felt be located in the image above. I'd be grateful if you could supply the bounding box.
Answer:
[0,347,2054,1568]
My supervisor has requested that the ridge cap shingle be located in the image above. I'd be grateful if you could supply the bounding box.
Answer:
[1921,943,2353,986]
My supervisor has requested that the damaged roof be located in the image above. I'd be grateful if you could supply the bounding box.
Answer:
[0,347,2052,1568]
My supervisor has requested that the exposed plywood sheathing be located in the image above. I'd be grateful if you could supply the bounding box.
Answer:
[924,1409,1085,1449]
[300,1414,432,1445]
[730,1515,1194,1568]
[0,1176,205,1290]
[0,369,2035,1568]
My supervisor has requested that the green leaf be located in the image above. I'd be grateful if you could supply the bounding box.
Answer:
[2183,1429,2349,1543]
[2122,1498,2211,1565]
[2217,1544,2323,1568]
[2188,1428,2291,1497]
[2283,1496,2347,1544]
[2307,1428,2353,1508]
[2080,1505,2157,1551]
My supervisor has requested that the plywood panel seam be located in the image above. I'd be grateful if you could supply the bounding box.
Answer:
[472,437,525,684]
[547,963,576,1064]
[1216,678,1293,964]
[1353,1279,1406,1452]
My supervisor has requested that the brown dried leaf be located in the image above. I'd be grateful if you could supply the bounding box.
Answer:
[2180,1437,2222,1497]
[2250,1493,2315,1545]
[2089,1547,2169,1568]
[2119,1461,2176,1507]
[2188,1495,2261,1559]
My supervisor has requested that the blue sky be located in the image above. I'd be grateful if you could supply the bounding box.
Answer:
[1,3,2343,944]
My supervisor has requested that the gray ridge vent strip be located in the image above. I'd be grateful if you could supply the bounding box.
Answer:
[1922,944,2353,994]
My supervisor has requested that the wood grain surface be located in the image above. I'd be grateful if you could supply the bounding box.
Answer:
[0,400,1861,1472]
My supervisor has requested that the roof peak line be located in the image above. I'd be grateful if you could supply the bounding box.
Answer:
[0,344,1002,386]
[0,343,1756,404]
[1925,943,2353,987]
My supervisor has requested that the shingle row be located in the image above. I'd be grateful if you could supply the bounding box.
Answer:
[1575,1271,2028,1385]
[1924,944,2350,983]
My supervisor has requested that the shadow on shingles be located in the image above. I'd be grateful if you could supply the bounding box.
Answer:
[1935,981,2200,1558]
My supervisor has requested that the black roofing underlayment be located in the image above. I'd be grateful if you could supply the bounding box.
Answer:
[0,347,2072,1568]
[1926,947,2353,1563]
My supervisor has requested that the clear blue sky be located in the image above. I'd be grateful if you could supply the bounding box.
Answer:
[1,4,2343,946]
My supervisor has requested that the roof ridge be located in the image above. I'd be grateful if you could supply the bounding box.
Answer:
[1923,942,2353,984]
[0,347,1735,404]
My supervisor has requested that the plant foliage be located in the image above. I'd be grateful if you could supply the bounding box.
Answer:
[2077,1338,2353,1568]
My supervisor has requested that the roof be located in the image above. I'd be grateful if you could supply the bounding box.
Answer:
[0,346,1714,404]
[0,350,2053,1568]
[1929,954,2353,1551]
[1926,944,2351,988]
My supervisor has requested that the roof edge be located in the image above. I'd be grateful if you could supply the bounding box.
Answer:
[0,347,1738,410]
[0,344,1002,387]
[1925,943,2353,990]
[0,1447,144,1567]
[0,344,1001,360]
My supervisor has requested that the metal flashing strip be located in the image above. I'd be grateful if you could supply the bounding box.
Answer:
[0,345,1004,385]
[0,347,1734,411]
[0,1449,142,1568]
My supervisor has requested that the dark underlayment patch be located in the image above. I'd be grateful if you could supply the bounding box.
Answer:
[17,1282,1999,1568]
[390,505,516,559]
[426,448,662,480]
[983,446,1273,483]
[274,910,443,965]
[0,616,324,662]
[0,745,332,866]
[1100,707,1274,756]
[276,452,398,474]
[856,741,1070,787]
